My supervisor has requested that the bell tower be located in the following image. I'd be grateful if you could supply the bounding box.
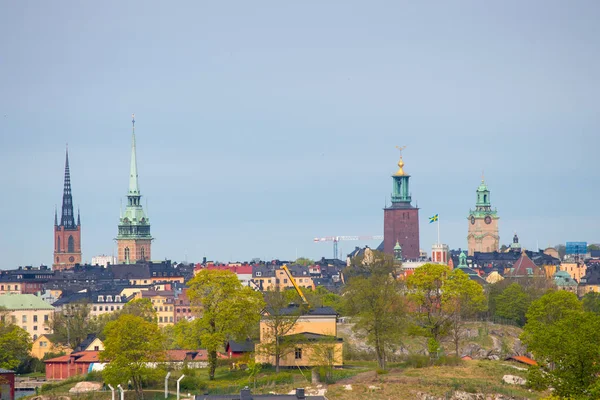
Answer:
[383,147,420,260]
[467,176,499,255]
[53,147,82,270]
[116,114,153,264]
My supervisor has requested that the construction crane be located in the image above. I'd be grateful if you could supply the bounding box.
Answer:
[313,235,384,259]
[281,264,310,308]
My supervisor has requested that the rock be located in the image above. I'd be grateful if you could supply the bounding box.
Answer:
[513,339,527,356]
[69,382,102,393]
[368,385,381,390]
[502,374,527,385]
[488,355,500,361]
[343,384,353,391]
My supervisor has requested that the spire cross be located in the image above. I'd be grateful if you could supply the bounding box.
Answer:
[132,113,135,129]
[481,170,485,183]
[395,145,407,158]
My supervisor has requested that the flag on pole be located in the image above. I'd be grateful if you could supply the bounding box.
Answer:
[429,214,439,223]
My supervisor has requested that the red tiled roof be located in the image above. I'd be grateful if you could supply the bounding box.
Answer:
[165,349,208,361]
[507,355,537,366]
[509,252,543,277]
[44,351,100,364]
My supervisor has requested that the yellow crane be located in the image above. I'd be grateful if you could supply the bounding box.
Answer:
[281,264,310,308]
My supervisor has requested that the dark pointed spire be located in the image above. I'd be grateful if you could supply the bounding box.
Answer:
[60,145,76,229]
[77,207,81,226]
[54,205,58,226]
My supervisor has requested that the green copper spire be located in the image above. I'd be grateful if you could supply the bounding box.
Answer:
[458,251,467,268]
[390,146,413,207]
[129,114,140,196]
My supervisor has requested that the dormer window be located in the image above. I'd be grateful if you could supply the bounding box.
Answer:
[106,295,113,302]
[115,296,121,302]
[256,272,262,277]
[97,295,104,302]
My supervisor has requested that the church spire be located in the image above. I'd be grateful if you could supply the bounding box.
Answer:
[129,114,140,196]
[60,146,76,229]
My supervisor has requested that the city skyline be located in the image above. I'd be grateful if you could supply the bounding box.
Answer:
[1,1,599,267]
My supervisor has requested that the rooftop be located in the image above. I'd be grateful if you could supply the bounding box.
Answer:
[0,293,54,310]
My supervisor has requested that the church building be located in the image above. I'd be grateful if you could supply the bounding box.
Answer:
[467,177,499,256]
[383,148,420,260]
[53,148,82,270]
[115,115,153,264]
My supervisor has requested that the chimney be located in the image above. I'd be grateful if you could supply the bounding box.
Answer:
[240,387,252,400]
[296,388,306,399]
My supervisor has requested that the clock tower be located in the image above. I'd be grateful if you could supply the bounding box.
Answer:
[467,177,499,256]
[116,115,153,264]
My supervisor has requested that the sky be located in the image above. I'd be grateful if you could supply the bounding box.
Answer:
[1,1,599,268]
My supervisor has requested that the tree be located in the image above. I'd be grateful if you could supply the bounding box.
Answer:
[554,244,566,260]
[582,292,600,315]
[445,270,487,356]
[259,289,303,372]
[171,318,202,349]
[494,283,530,326]
[0,310,32,370]
[187,269,264,380]
[46,302,99,348]
[100,314,165,400]
[294,258,314,267]
[521,291,600,397]
[120,298,157,322]
[309,335,339,383]
[344,251,406,369]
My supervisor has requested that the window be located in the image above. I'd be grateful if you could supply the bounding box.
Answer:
[68,235,75,253]
[256,272,262,277]
[33,334,37,340]
[40,341,47,347]
[33,315,38,323]
[295,348,302,359]
[99,306,103,311]
[141,247,145,260]
[115,296,121,302]
[34,326,37,331]
[159,307,163,312]
[11,316,16,323]
[106,295,113,302]
[44,315,49,322]
[57,237,61,252]
[169,317,173,322]
[93,306,97,311]
[22,315,27,323]
[94,346,99,351]
[124,247,130,262]
[110,306,114,311]
[1,285,3,290]
[159,317,163,323]
[98,295,104,302]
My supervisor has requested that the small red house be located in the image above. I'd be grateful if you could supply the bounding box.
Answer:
[0,368,15,400]
[44,351,100,380]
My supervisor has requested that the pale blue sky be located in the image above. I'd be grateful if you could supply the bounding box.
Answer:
[1,1,599,267]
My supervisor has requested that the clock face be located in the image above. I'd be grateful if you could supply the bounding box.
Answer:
[485,216,492,225]
[470,216,475,225]
[69,256,75,262]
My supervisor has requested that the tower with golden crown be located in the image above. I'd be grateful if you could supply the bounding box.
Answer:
[467,177,499,256]
[383,148,420,260]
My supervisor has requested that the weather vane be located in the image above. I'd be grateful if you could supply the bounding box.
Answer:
[396,145,407,158]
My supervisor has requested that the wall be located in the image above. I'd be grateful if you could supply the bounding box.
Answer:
[256,342,343,367]
[384,207,420,260]
[4,309,53,340]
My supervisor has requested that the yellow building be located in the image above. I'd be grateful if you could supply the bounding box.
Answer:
[31,334,72,359]
[252,267,315,292]
[139,290,175,326]
[0,293,54,340]
[561,262,587,283]
[0,281,22,295]
[256,306,343,368]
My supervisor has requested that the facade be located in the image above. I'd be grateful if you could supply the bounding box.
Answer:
[44,351,99,380]
[431,244,450,265]
[91,255,117,267]
[140,290,175,326]
[0,294,54,340]
[53,148,82,270]
[0,368,15,400]
[383,151,420,260]
[252,265,315,291]
[467,178,499,256]
[116,115,152,264]
[31,334,72,360]
[256,306,343,368]
[561,262,587,283]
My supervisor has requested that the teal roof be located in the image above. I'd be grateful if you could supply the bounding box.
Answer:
[0,294,54,310]
[553,271,578,287]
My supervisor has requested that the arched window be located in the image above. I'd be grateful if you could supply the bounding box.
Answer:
[68,236,74,253]
[140,247,145,260]
[483,194,487,203]
[57,237,61,253]
[124,247,130,263]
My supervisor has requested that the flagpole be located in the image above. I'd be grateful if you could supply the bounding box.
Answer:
[437,216,440,245]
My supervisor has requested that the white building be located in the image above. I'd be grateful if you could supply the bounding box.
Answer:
[91,255,117,268]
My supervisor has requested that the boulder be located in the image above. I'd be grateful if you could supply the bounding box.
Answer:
[502,374,527,385]
[69,382,102,393]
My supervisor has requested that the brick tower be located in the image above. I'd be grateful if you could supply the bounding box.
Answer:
[467,176,499,255]
[53,147,82,270]
[383,148,420,260]
[116,114,152,264]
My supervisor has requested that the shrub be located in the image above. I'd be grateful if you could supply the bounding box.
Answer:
[434,355,462,367]
[375,368,389,375]
[404,354,430,368]
[84,371,103,382]
[180,375,207,392]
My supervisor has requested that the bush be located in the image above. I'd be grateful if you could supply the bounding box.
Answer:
[434,355,462,367]
[180,375,208,392]
[84,371,103,382]
[375,368,389,375]
[404,354,430,368]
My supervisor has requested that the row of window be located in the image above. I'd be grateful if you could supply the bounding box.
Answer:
[97,295,122,302]
[176,308,191,313]
[154,306,173,312]
[16,315,49,323]
[0,284,20,291]
[158,316,174,323]
[92,305,122,312]
[255,271,309,277]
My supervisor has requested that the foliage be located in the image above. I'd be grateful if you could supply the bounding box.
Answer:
[15,356,45,374]
[582,292,600,315]
[554,244,566,260]
[344,250,406,369]
[100,314,166,400]
[164,319,203,350]
[187,269,264,380]
[493,283,530,326]
[259,288,303,372]
[309,336,339,383]
[120,298,157,322]
[0,313,32,369]
[294,258,314,266]
[246,358,262,389]
[407,264,486,358]
[521,291,600,398]
[46,301,99,348]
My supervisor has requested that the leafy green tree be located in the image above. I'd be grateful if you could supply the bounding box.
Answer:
[344,251,405,369]
[494,283,530,326]
[521,291,600,398]
[445,270,487,356]
[0,310,32,369]
[554,244,566,260]
[294,258,314,266]
[46,301,99,348]
[171,318,202,349]
[259,289,303,372]
[100,314,165,400]
[187,269,264,380]
[582,292,600,315]
[120,298,157,322]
